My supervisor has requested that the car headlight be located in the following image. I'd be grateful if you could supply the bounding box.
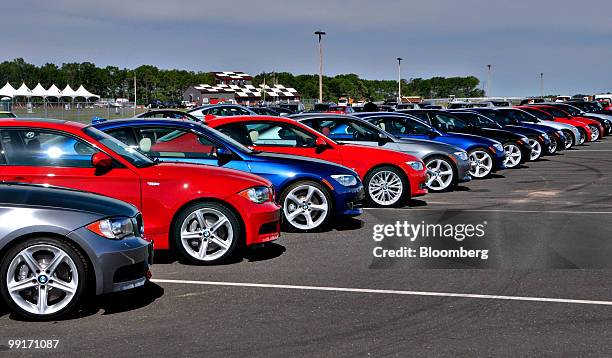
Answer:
[406,161,424,171]
[86,217,135,240]
[239,186,273,204]
[331,174,358,187]
[454,151,468,161]
[541,133,549,141]
[493,143,504,152]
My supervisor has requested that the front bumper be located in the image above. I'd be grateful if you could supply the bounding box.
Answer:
[330,182,364,217]
[454,157,472,183]
[68,228,152,295]
[398,162,428,197]
[227,196,281,246]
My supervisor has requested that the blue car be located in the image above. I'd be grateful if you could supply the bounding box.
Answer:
[93,119,364,232]
[352,112,506,179]
[468,107,566,154]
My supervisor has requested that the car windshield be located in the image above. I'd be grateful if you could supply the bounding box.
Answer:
[199,125,254,154]
[558,105,581,116]
[454,112,499,128]
[522,108,553,120]
[478,110,517,126]
[540,107,569,118]
[83,127,156,167]
[316,119,384,141]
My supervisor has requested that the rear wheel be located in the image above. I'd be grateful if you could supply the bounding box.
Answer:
[468,149,493,178]
[528,138,542,161]
[0,237,88,320]
[424,157,455,192]
[280,181,332,231]
[502,142,522,168]
[173,202,241,265]
[364,166,409,207]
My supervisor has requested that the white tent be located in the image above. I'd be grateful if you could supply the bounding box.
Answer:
[14,83,32,97]
[62,85,77,98]
[74,85,99,99]
[31,83,48,98]
[0,82,16,98]
[46,84,63,98]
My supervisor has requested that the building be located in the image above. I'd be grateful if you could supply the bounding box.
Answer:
[183,71,300,105]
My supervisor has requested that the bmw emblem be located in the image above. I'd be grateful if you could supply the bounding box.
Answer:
[38,275,48,284]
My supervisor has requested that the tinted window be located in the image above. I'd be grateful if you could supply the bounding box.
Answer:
[432,113,470,131]
[133,127,220,159]
[370,116,431,135]
[522,108,553,121]
[106,128,138,147]
[83,127,155,168]
[218,122,316,147]
[309,118,380,141]
[540,107,569,118]
[0,129,99,167]
[501,109,536,123]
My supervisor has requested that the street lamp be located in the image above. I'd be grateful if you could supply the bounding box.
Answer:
[486,64,492,98]
[397,57,403,103]
[540,73,544,98]
[314,30,326,103]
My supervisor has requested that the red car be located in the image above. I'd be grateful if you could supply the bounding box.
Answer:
[206,116,427,207]
[516,106,593,145]
[526,105,603,141]
[0,119,281,264]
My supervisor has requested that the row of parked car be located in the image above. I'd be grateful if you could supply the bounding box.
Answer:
[1,98,609,319]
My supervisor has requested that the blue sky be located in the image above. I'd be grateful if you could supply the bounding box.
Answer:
[3,0,611,96]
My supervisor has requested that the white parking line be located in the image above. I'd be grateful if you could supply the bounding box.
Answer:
[152,279,612,306]
[364,208,612,215]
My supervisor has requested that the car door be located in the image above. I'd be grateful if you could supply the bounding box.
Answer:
[216,121,343,164]
[0,128,141,208]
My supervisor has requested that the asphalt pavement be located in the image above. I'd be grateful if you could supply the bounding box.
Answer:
[2,139,612,357]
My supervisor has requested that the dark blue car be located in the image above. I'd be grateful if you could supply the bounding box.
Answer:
[93,119,364,232]
[352,112,506,179]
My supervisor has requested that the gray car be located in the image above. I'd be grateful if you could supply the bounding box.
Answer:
[291,113,472,192]
[0,183,152,320]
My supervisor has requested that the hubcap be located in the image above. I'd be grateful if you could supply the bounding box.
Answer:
[283,185,328,230]
[425,159,454,191]
[6,244,78,316]
[368,170,403,206]
[468,150,493,178]
[180,208,233,262]
[528,139,542,160]
[503,144,522,168]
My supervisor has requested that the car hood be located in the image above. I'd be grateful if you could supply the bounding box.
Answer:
[503,125,546,136]
[0,183,138,218]
[249,152,357,176]
[138,162,271,187]
[338,142,419,162]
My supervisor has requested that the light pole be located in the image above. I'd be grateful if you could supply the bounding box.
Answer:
[486,64,492,98]
[397,57,403,103]
[314,30,326,103]
[540,72,544,98]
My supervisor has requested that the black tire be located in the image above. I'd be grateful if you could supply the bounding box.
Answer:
[364,166,410,208]
[423,156,457,192]
[279,180,333,232]
[0,237,89,320]
[172,201,241,265]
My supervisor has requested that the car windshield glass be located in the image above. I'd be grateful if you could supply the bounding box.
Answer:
[83,127,156,167]
[478,111,514,126]
[541,107,568,118]
[559,105,580,116]
[523,108,552,120]
[453,113,493,128]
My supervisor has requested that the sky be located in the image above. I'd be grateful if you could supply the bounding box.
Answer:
[3,0,611,96]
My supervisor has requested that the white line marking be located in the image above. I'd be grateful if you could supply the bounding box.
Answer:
[572,150,612,152]
[151,279,612,306]
[364,208,612,215]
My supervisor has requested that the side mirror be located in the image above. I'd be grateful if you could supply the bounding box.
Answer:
[378,133,390,145]
[204,114,216,122]
[427,130,438,138]
[216,147,233,165]
[91,152,113,170]
[315,137,328,151]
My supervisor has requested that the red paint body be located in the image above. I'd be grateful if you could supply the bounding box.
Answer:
[207,116,428,198]
[0,119,281,250]
[526,105,603,140]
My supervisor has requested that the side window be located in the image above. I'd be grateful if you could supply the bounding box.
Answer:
[409,112,430,123]
[134,127,219,159]
[433,114,468,131]
[0,129,99,168]
[237,107,250,115]
[245,122,316,147]
[217,123,252,146]
[106,128,138,147]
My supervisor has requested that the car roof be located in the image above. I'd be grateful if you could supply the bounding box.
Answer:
[93,117,203,130]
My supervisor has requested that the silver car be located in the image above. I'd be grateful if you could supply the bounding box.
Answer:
[291,113,472,192]
[0,183,152,320]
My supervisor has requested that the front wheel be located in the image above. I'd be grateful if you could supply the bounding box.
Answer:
[562,129,574,149]
[173,202,241,265]
[364,166,409,207]
[548,138,558,154]
[588,125,600,141]
[577,128,587,145]
[424,157,455,192]
[502,142,522,168]
[0,237,88,320]
[280,181,332,231]
[468,149,494,178]
[528,138,543,161]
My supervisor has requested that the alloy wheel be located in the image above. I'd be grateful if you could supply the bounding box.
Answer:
[368,170,404,206]
[528,139,542,160]
[548,139,557,154]
[468,150,493,178]
[6,244,78,316]
[425,158,454,191]
[283,184,329,230]
[562,130,573,149]
[578,129,586,145]
[180,208,234,262]
[589,125,599,141]
[503,143,522,168]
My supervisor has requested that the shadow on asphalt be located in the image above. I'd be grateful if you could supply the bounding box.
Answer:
[3,282,164,322]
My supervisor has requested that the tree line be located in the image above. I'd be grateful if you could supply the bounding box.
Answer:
[0,58,484,103]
